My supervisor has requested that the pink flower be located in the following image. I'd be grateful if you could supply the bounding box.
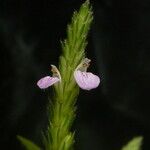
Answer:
[37,65,61,89]
[74,58,100,90]
[37,76,60,89]
[74,70,100,90]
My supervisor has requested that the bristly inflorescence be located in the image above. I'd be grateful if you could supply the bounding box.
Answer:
[37,1,99,150]
[29,1,100,150]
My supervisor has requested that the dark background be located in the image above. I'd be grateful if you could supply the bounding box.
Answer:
[0,0,150,149]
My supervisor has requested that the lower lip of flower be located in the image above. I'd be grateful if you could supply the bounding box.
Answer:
[37,76,60,89]
[74,70,100,90]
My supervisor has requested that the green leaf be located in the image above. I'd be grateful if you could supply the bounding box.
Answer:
[122,136,143,150]
[17,135,41,150]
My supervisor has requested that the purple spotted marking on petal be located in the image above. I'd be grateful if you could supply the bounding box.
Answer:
[74,70,100,90]
[37,76,60,89]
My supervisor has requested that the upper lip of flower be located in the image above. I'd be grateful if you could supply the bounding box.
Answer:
[51,64,61,81]
[75,58,91,72]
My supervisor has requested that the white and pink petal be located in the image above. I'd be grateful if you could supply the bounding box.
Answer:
[74,70,100,90]
[37,76,60,89]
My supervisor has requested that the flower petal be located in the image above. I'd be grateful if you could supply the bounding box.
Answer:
[37,76,60,89]
[74,70,100,90]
